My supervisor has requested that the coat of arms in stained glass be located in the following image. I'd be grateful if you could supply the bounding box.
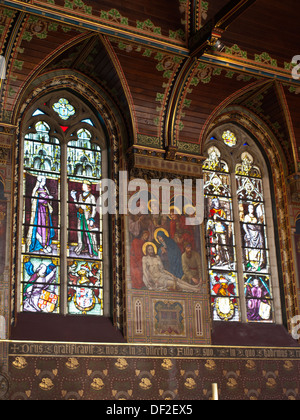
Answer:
[21,256,60,313]
[222,130,237,147]
[52,98,76,120]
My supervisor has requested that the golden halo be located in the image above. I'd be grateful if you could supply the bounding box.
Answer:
[142,242,157,256]
[154,228,169,243]
[183,204,196,215]
[169,205,181,215]
[148,199,159,213]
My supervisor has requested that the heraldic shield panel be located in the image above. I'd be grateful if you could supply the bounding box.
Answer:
[126,184,211,345]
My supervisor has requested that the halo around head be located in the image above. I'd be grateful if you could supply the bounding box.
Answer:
[154,228,169,243]
[142,242,157,256]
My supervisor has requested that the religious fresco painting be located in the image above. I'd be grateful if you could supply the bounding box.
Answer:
[21,100,103,316]
[127,187,210,344]
[128,191,203,294]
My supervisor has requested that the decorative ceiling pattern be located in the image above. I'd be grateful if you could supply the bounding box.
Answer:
[0,0,299,174]
[34,0,188,45]
[0,10,88,122]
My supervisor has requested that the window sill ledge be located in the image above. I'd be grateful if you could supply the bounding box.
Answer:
[211,322,299,347]
[10,312,125,343]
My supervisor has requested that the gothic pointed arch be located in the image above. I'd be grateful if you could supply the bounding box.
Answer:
[11,73,127,333]
[202,109,299,331]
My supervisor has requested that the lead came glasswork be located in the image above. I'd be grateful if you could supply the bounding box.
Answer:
[203,135,274,324]
[52,98,76,120]
[67,128,103,315]
[203,147,240,322]
[222,130,237,147]
[22,118,61,313]
[235,152,273,322]
[22,100,103,316]
[21,255,60,313]
[67,259,103,315]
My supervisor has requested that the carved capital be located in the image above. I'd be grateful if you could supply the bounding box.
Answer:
[165,146,178,161]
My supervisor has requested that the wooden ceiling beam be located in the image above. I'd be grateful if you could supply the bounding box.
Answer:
[0,0,190,57]
[189,0,257,58]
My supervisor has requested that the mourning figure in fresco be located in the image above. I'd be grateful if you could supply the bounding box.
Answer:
[142,243,201,293]
[128,197,169,242]
[130,230,150,289]
[169,208,195,252]
[27,175,55,254]
[181,243,202,286]
[156,229,183,279]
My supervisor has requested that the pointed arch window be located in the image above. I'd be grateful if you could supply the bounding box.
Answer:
[203,127,281,324]
[20,94,106,317]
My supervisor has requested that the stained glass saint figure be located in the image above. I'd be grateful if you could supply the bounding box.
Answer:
[70,180,98,258]
[27,175,55,254]
[203,146,239,322]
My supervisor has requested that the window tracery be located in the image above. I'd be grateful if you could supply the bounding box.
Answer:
[21,94,104,316]
[203,127,279,324]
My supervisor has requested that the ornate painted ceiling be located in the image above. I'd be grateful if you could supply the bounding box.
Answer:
[0,0,299,175]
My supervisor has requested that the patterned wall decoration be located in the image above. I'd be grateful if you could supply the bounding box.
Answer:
[2,341,300,400]
[0,12,88,124]
[109,37,184,143]
[0,125,14,352]
[0,8,16,56]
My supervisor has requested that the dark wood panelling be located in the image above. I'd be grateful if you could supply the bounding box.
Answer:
[221,0,300,66]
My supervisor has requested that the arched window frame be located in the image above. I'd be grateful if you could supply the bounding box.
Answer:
[17,91,111,317]
[203,123,283,325]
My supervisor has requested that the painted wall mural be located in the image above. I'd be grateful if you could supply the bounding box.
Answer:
[126,187,210,344]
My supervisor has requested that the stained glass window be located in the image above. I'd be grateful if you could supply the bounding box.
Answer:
[21,97,104,316]
[52,98,76,120]
[203,133,276,324]
[32,109,45,117]
[67,134,103,316]
[222,130,237,147]
[203,147,240,322]
[236,152,273,322]
[22,121,61,313]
